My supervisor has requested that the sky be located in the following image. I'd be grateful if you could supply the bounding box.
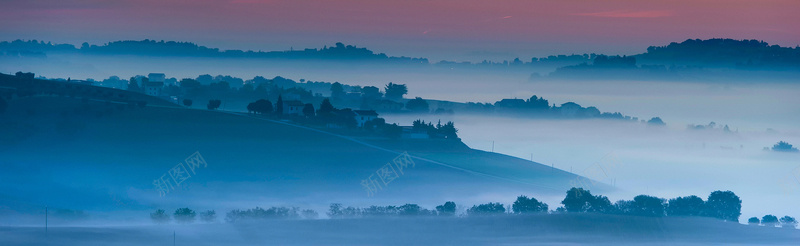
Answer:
[1,0,798,61]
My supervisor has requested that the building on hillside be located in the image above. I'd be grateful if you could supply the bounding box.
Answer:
[353,110,379,127]
[143,81,164,96]
[148,73,166,82]
[283,100,305,116]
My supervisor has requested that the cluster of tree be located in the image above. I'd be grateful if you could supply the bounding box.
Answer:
[149,208,217,224]
[476,95,647,122]
[770,141,799,153]
[405,97,429,112]
[207,99,222,110]
[748,215,798,228]
[225,206,318,223]
[558,188,743,221]
[687,121,734,132]
[327,202,455,218]
[412,119,458,139]
[330,82,410,110]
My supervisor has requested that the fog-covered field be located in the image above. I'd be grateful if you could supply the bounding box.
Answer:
[4,215,800,246]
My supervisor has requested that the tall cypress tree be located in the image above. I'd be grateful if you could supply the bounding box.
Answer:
[276,95,284,115]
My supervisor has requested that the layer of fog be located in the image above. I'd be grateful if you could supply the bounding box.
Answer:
[3,54,798,132]
[3,54,799,225]
[382,113,800,223]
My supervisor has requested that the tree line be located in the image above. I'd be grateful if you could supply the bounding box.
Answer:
[149,187,795,229]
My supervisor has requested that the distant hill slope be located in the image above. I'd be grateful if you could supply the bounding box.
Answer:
[636,38,800,69]
[0,72,178,107]
[0,95,595,213]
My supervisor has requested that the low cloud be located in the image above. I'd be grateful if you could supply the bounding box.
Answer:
[573,10,673,18]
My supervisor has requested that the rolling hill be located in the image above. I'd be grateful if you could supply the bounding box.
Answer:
[0,92,597,221]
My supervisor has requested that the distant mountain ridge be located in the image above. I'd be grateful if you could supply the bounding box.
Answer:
[0,39,430,64]
[2,38,798,69]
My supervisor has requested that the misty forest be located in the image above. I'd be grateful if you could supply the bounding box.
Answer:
[2,1,800,245]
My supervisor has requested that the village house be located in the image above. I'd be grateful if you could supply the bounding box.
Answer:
[143,81,164,97]
[283,100,305,116]
[353,110,378,127]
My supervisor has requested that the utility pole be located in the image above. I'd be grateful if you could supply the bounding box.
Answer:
[174,231,176,246]
[492,141,495,152]
[45,205,48,237]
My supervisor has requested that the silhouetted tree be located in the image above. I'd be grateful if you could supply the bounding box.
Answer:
[317,98,335,116]
[301,209,319,219]
[667,195,705,216]
[248,99,272,114]
[199,210,216,223]
[225,206,301,222]
[182,99,192,107]
[467,202,505,216]
[748,217,760,225]
[127,77,141,92]
[179,78,201,88]
[150,209,170,224]
[174,207,196,224]
[207,99,221,110]
[361,86,382,100]
[406,97,429,112]
[512,195,549,214]
[647,117,666,126]
[613,200,635,215]
[398,204,435,216]
[276,95,284,115]
[772,141,799,152]
[561,188,613,213]
[631,195,666,217]
[384,82,407,101]
[330,82,345,99]
[780,216,797,229]
[436,201,456,216]
[437,121,458,139]
[327,203,361,219]
[303,103,315,117]
[527,95,550,110]
[762,215,779,227]
[705,190,741,222]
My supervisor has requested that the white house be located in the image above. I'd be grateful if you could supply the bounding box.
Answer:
[283,100,305,116]
[353,110,379,127]
[143,81,164,97]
